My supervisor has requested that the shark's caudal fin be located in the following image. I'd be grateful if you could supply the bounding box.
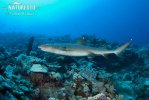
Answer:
[114,39,132,56]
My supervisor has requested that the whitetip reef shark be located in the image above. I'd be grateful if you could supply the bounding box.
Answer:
[38,39,132,57]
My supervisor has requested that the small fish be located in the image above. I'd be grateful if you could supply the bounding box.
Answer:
[38,39,132,57]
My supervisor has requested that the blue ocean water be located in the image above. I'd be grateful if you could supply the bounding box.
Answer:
[1,1,149,100]
[0,0,149,45]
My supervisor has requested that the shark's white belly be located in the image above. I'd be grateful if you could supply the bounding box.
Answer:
[52,49,89,56]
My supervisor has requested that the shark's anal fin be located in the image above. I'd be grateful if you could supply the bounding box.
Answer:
[114,39,132,56]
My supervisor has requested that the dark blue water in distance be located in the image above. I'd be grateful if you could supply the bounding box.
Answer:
[0,0,149,45]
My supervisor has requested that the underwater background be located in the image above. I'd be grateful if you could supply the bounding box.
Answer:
[0,0,149,100]
[0,0,149,45]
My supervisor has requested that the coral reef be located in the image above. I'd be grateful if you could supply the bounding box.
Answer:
[0,34,149,100]
[0,65,33,100]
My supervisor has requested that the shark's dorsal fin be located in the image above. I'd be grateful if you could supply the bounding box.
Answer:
[76,36,87,45]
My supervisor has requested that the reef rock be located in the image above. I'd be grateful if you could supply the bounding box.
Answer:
[49,72,62,81]
[144,79,149,88]
[73,73,84,82]
[30,64,48,86]
[30,64,48,73]
[16,54,47,71]
[0,46,5,54]
[114,81,136,100]
[87,93,108,100]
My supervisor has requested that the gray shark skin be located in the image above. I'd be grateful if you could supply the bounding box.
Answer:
[38,39,132,57]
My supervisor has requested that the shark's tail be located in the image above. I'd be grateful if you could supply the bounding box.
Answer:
[114,39,132,56]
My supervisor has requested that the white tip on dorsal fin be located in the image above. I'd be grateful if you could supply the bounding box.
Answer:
[76,36,86,45]
[114,39,132,56]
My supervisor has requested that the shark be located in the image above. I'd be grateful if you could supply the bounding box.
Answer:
[38,39,132,57]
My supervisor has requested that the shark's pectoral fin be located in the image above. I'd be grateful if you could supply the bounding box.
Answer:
[59,46,67,51]
[88,52,96,57]
[60,46,72,51]
[87,52,97,59]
